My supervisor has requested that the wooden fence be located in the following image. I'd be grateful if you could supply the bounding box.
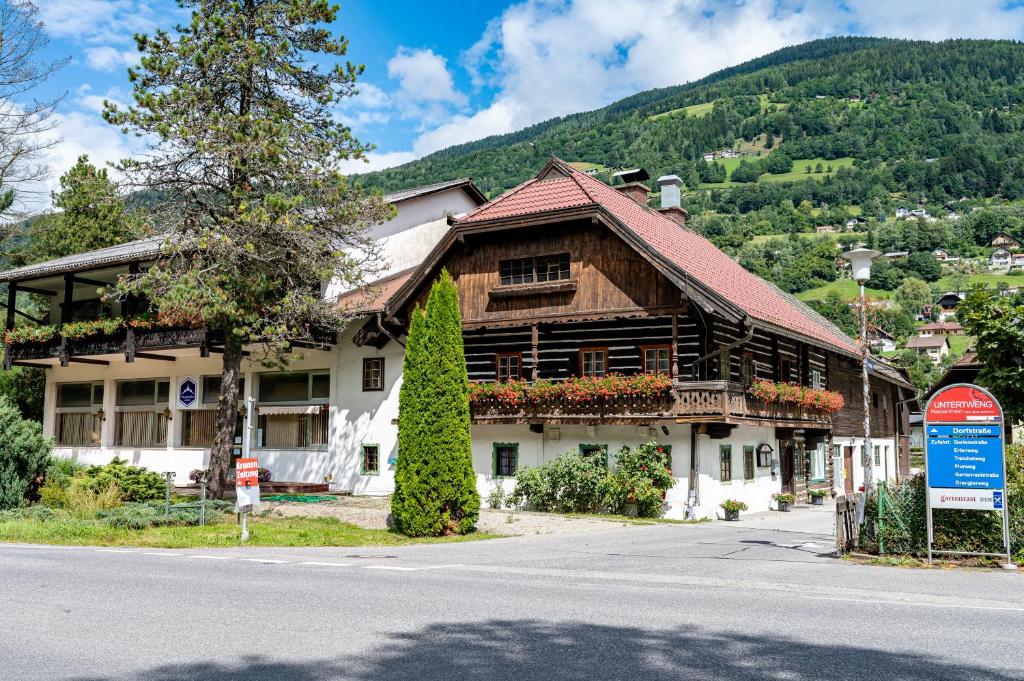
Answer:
[835,495,859,554]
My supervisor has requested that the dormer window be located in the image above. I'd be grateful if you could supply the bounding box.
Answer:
[499,253,570,286]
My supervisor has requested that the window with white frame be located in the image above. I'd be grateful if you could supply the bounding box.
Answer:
[580,348,607,378]
[56,382,104,446]
[181,376,245,447]
[642,346,671,375]
[256,371,329,449]
[115,379,169,447]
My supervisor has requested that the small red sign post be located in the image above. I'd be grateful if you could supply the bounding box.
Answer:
[235,457,260,543]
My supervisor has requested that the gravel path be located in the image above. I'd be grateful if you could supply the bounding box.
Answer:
[260,495,646,536]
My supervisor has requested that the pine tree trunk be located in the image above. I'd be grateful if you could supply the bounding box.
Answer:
[207,335,243,499]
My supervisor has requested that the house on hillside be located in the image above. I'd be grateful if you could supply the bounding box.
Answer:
[0,161,915,518]
[990,232,1021,249]
[917,322,964,337]
[905,335,950,365]
[931,247,951,261]
[867,327,897,353]
[990,247,1012,269]
[935,292,965,321]
[882,251,909,262]
[816,225,839,234]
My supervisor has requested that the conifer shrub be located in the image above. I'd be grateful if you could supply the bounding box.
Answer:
[391,271,480,536]
[76,458,164,502]
[0,395,52,510]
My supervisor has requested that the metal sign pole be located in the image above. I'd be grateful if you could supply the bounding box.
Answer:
[239,397,255,544]
[1001,437,1015,570]
[924,431,934,565]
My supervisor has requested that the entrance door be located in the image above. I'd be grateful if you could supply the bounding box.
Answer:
[780,442,795,493]
[843,446,855,494]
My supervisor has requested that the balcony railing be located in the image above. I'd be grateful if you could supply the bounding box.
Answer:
[469,378,834,426]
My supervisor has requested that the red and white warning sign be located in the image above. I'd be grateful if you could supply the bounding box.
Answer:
[235,457,261,508]
[925,385,1002,423]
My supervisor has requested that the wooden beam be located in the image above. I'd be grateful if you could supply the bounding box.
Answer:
[67,356,109,366]
[5,283,15,331]
[670,311,679,378]
[71,275,110,288]
[13,308,44,325]
[532,321,540,378]
[15,285,57,297]
[61,275,73,326]
[133,352,176,362]
[11,360,51,369]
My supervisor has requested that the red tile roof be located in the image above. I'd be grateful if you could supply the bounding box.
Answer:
[461,159,860,356]
[337,268,416,314]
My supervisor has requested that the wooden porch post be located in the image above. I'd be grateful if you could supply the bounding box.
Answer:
[670,311,679,378]
[5,283,15,331]
[771,336,781,382]
[61,274,74,325]
[530,323,539,381]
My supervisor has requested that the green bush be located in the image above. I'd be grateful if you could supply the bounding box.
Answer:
[0,394,52,510]
[96,500,233,529]
[866,446,1023,560]
[511,452,608,513]
[76,458,165,502]
[392,271,480,536]
[602,442,676,518]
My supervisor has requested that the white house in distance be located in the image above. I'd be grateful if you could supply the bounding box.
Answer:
[0,162,916,519]
[904,335,950,365]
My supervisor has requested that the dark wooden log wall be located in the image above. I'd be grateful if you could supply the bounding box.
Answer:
[828,354,909,439]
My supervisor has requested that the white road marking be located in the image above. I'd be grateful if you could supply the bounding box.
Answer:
[95,549,136,553]
[299,561,353,568]
[188,555,232,560]
[363,564,462,572]
[141,552,185,557]
[241,558,290,564]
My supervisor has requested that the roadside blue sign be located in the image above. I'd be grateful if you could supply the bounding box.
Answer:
[923,383,1015,568]
[925,426,1004,490]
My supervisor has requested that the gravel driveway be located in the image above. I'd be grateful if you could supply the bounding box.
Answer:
[260,495,651,536]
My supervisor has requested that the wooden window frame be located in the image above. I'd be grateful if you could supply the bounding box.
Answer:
[362,357,385,392]
[740,353,755,386]
[641,345,672,376]
[361,443,380,476]
[743,445,755,481]
[779,357,793,383]
[579,347,608,378]
[498,252,570,287]
[495,352,523,382]
[55,381,105,447]
[720,444,733,482]
[492,442,519,478]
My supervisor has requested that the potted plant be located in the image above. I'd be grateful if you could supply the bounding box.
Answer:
[808,488,829,505]
[772,492,796,512]
[720,499,747,521]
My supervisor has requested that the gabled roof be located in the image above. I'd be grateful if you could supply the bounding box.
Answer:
[401,158,860,357]
[383,178,486,206]
[336,267,416,314]
[906,335,950,349]
[918,322,963,332]
[0,235,166,284]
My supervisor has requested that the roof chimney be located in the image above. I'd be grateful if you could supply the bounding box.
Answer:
[656,175,687,226]
[611,168,651,207]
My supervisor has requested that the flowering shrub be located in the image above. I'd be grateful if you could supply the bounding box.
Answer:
[601,441,676,518]
[749,379,844,413]
[469,373,673,407]
[60,318,126,340]
[3,325,57,345]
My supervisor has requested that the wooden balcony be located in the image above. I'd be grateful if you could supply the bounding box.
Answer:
[469,379,833,428]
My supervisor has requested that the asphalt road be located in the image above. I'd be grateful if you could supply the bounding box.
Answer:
[2,516,1022,681]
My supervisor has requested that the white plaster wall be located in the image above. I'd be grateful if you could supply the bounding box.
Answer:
[329,325,404,495]
[691,425,781,519]
[831,434,900,493]
[470,423,693,518]
[45,346,339,484]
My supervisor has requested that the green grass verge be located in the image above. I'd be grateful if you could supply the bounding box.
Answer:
[648,101,715,120]
[0,515,501,548]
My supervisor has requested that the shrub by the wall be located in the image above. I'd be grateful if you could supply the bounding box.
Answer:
[602,442,676,518]
[77,458,165,503]
[512,452,608,513]
[0,395,52,510]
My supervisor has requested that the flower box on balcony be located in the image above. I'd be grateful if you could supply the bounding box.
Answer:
[469,373,674,417]
[748,379,844,415]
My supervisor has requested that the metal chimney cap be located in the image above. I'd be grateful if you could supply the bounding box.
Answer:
[657,175,683,187]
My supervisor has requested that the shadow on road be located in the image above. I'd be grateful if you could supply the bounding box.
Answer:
[68,620,1016,681]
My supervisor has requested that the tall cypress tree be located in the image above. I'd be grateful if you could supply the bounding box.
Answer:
[391,271,479,536]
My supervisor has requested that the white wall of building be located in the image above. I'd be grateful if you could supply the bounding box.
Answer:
[830,434,899,494]
[691,425,782,519]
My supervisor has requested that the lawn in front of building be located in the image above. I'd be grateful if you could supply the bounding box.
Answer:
[0,514,501,548]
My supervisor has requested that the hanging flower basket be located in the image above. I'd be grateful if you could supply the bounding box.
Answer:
[749,379,844,415]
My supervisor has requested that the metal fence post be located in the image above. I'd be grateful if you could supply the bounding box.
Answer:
[199,477,207,527]
[163,472,175,521]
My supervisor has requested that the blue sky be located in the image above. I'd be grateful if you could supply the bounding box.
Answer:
[22,0,1024,209]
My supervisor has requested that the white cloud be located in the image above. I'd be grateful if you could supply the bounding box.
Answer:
[39,0,165,44]
[337,150,418,176]
[387,47,467,112]
[84,46,141,72]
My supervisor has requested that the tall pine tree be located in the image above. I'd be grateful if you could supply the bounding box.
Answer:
[103,0,392,498]
[392,271,479,536]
